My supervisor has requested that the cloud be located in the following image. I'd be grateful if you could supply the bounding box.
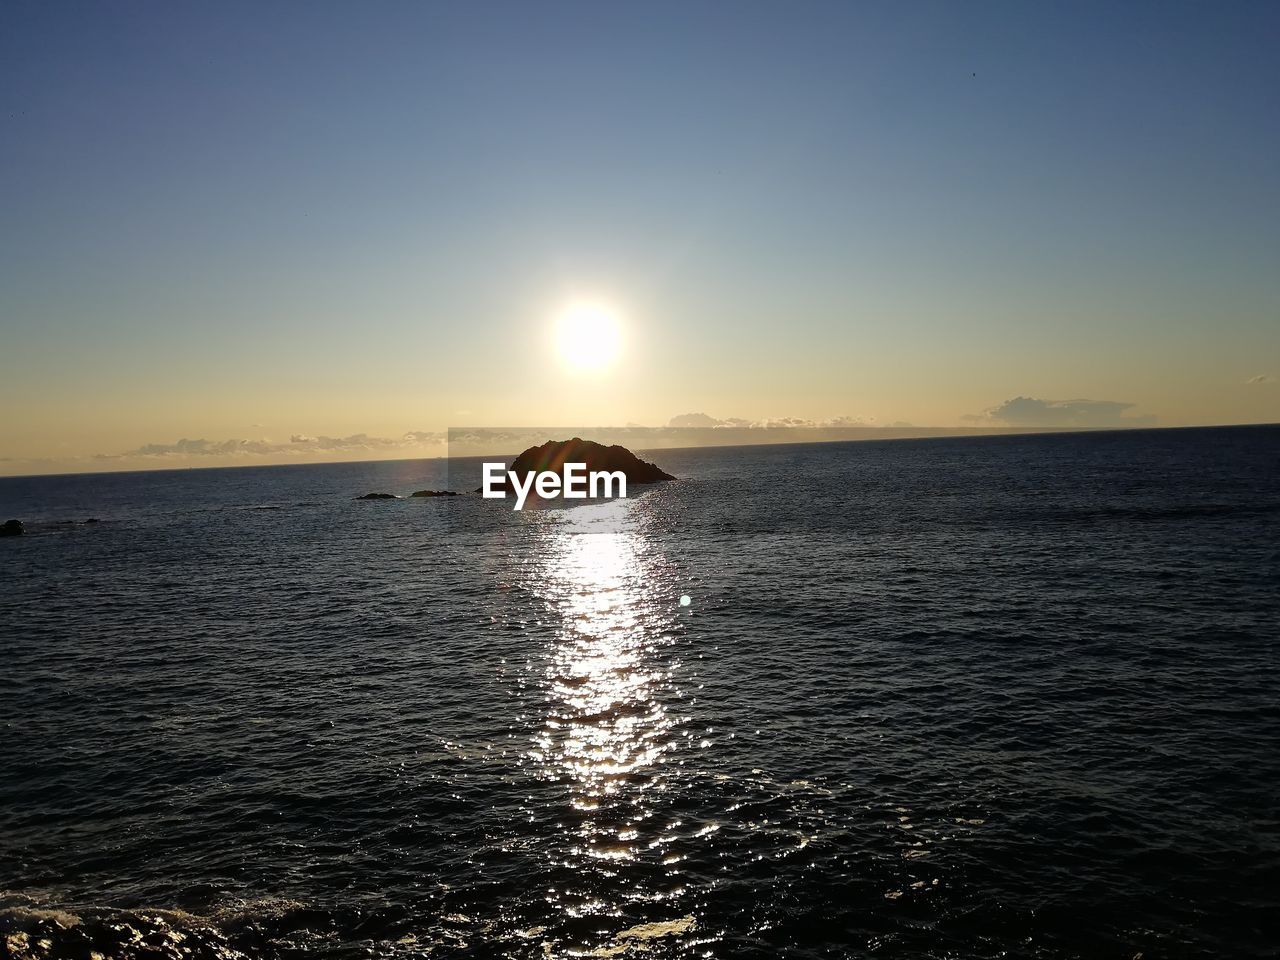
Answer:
[819,415,876,427]
[124,438,281,457]
[1246,375,1273,384]
[967,396,1155,428]
[667,412,876,429]
[668,412,723,428]
[757,416,820,428]
[285,433,406,453]
[97,431,447,461]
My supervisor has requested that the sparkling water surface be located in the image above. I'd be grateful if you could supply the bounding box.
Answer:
[2,427,1278,958]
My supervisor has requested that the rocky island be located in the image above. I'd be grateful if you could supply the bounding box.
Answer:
[484,437,675,492]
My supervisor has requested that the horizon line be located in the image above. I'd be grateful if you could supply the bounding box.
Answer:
[3,421,1278,482]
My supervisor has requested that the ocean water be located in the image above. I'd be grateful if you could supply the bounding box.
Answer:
[1,426,1278,959]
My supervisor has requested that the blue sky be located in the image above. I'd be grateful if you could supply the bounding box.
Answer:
[2,1,1277,471]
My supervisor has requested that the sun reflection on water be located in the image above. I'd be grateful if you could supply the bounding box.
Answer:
[523,503,696,948]
[533,523,675,856]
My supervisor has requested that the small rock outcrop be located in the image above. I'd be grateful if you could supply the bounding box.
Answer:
[486,438,675,492]
[410,490,459,498]
[1,519,24,537]
[356,493,399,500]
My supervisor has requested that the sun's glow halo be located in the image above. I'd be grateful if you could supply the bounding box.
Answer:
[556,303,622,371]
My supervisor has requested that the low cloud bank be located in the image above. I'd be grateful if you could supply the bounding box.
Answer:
[963,396,1155,428]
[97,432,447,461]
[4,399,1170,476]
[667,412,885,429]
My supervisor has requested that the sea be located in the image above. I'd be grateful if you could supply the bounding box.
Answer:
[1,426,1278,959]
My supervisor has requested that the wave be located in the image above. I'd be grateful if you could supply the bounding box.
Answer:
[1022,501,1280,525]
[0,894,347,960]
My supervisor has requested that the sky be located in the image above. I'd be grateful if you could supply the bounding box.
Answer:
[2,0,1278,474]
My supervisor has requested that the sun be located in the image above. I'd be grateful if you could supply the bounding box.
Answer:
[556,303,622,371]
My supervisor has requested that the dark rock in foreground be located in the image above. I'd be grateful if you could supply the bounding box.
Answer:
[411,489,459,497]
[1,519,23,537]
[356,493,399,500]
[488,438,675,491]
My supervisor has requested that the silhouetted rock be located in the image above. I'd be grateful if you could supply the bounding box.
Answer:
[410,489,459,497]
[356,493,399,500]
[83,518,100,524]
[1,519,23,537]
[486,438,675,492]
